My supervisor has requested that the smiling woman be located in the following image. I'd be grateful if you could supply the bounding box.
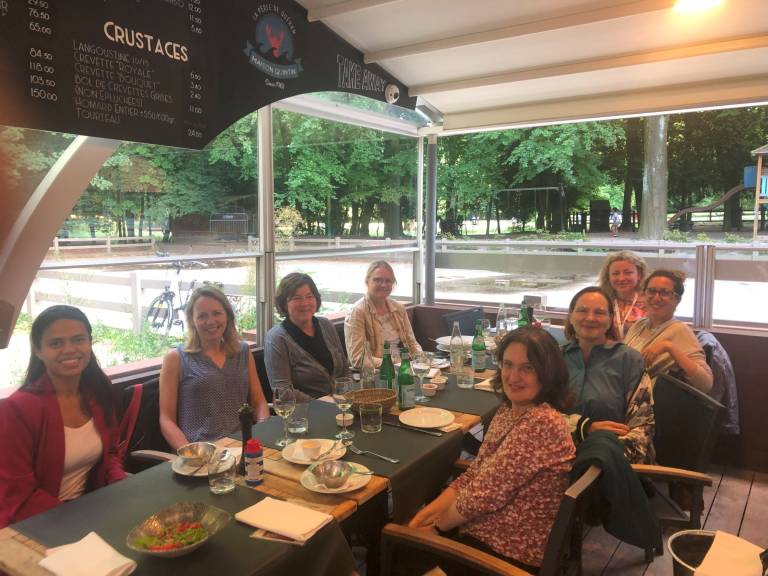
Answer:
[0,305,126,527]
[158,285,269,450]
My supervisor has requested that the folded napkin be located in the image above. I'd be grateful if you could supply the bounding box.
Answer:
[439,423,463,433]
[426,368,441,379]
[39,532,136,576]
[235,497,332,543]
[694,531,763,576]
[474,378,494,392]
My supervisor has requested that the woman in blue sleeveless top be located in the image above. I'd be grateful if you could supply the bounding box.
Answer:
[159,286,269,449]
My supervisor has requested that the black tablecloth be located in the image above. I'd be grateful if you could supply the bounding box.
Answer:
[421,373,500,423]
[14,462,354,576]
[235,400,464,522]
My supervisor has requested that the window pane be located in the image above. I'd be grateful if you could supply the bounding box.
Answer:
[713,246,768,328]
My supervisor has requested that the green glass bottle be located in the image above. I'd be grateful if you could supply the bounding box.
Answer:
[471,319,486,372]
[380,341,396,390]
[517,305,529,328]
[397,349,415,409]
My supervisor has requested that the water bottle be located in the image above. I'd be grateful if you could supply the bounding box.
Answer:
[471,319,486,372]
[449,321,464,374]
[244,438,263,487]
[360,341,375,388]
[380,341,396,390]
[398,349,415,409]
[517,305,529,328]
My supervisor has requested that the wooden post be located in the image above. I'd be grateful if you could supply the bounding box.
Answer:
[130,272,141,335]
[53,237,59,256]
[107,237,112,253]
[753,153,763,240]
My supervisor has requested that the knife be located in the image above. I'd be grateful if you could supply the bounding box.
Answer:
[383,421,444,436]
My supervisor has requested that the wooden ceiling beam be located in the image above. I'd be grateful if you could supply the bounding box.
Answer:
[307,0,401,22]
[365,0,675,63]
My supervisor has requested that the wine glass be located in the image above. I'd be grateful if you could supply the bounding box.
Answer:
[412,351,432,403]
[333,376,355,442]
[273,386,296,447]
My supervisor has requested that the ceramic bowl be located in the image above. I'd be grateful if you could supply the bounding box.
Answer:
[422,383,438,396]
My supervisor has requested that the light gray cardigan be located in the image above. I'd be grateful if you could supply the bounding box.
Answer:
[264,316,348,402]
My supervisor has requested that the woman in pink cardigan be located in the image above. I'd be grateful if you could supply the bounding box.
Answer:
[0,305,125,527]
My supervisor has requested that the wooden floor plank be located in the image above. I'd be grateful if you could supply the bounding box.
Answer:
[582,525,620,575]
[703,467,753,534]
[642,528,676,576]
[601,540,648,576]
[739,471,768,548]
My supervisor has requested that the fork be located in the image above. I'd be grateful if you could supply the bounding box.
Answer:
[347,444,400,463]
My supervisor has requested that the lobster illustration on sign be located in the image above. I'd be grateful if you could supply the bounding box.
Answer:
[265,25,284,58]
[256,14,294,61]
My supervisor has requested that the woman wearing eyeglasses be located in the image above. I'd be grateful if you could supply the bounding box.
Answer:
[344,260,421,368]
[624,270,712,393]
[562,287,654,463]
[265,273,348,401]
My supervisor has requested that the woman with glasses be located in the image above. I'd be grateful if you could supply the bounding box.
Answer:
[265,273,348,401]
[344,260,421,368]
[408,327,574,572]
[562,287,654,463]
[625,270,712,393]
[597,250,648,339]
[159,286,270,450]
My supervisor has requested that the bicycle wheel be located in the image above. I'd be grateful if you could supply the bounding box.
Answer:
[146,294,175,335]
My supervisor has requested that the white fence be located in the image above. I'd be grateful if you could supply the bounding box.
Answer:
[50,236,155,256]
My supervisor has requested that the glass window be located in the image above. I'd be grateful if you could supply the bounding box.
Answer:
[712,246,768,329]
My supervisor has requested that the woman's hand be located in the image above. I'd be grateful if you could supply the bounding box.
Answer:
[589,420,630,436]
[641,339,669,367]
[408,487,457,531]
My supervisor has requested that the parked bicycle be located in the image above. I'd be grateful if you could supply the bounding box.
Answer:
[145,258,222,335]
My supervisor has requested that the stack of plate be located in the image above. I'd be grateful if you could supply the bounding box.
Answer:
[435,335,474,353]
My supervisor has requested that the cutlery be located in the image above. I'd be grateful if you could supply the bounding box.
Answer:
[347,444,400,463]
[313,441,340,461]
[382,421,444,436]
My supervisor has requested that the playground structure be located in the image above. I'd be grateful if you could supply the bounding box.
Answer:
[667,183,746,232]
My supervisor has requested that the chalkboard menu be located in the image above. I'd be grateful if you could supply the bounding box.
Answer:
[0,0,416,149]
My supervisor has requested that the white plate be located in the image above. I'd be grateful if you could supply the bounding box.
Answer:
[436,344,471,356]
[171,457,208,477]
[430,358,450,369]
[300,464,372,494]
[282,439,346,465]
[435,335,474,347]
[399,407,455,429]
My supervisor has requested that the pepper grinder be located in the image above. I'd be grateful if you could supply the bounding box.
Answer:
[238,403,254,476]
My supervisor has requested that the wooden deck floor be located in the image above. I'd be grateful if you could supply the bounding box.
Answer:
[582,465,768,575]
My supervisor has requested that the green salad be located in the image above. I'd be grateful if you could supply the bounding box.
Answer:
[134,521,208,551]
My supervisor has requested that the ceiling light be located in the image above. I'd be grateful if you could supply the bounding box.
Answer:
[673,0,724,14]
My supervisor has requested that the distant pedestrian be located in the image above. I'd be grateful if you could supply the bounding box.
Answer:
[609,208,622,236]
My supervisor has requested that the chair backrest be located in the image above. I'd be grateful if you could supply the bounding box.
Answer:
[252,347,273,403]
[442,306,484,335]
[653,373,724,473]
[120,377,171,458]
[538,464,602,576]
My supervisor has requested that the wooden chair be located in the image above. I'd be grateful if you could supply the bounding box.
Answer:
[380,465,602,576]
[632,373,724,531]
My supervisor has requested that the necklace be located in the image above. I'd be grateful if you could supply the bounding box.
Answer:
[614,293,638,337]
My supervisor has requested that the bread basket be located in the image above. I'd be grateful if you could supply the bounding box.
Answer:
[345,388,397,413]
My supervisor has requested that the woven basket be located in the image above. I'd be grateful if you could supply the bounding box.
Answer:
[345,388,397,413]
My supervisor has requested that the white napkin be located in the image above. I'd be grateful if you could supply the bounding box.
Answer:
[235,497,332,543]
[474,378,494,392]
[426,368,441,378]
[39,532,136,576]
[693,531,763,576]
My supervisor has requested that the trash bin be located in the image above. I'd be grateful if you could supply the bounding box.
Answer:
[668,530,715,576]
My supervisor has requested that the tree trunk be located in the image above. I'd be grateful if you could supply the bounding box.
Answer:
[639,115,669,240]
[621,117,643,231]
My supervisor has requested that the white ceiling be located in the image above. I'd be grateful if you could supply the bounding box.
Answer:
[298,0,768,133]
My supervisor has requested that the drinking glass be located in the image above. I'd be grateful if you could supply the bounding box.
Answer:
[412,351,433,403]
[456,366,475,389]
[333,376,355,442]
[288,399,309,435]
[208,451,236,495]
[360,403,383,433]
[273,386,296,447]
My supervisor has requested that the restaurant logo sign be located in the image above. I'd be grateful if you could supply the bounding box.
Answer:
[243,4,303,81]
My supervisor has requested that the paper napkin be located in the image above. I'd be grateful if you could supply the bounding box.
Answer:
[694,531,763,576]
[39,532,136,576]
[474,378,494,392]
[235,497,332,543]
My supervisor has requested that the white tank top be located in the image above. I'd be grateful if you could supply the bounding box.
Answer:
[59,418,103,501]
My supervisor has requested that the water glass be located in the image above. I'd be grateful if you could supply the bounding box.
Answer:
[456,367,475,389]
[539,316,552,331]
[208,452,236,495]
[288,399,309,435]
[359,403,383,433]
